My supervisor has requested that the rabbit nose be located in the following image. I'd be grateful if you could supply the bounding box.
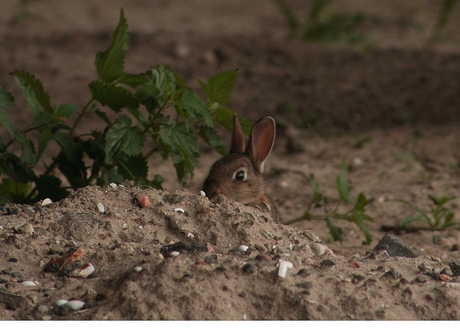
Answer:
[204,181,223,199]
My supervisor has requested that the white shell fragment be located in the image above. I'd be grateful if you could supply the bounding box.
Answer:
[134,266,143,273]
[170,251,180,257]
[64,300,85,311]
[174,208,185,213]
[200,190,206,197]
[41,198,53,206]
[68,263,95,278]
[21,280,36,287]
[187,232,195,238]
[55,299,69,307]
[97,203,105,213]
[109,183,117,190]
[238,245,249,252]
[278,260,293,278]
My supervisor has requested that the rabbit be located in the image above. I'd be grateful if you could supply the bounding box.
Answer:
[202,114,280,222]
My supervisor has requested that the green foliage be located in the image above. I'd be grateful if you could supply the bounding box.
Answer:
[285,172,374,244]
[389,191,459,230]
[273,0,370,46]
[0,8,242,205]
[425,0,460,47]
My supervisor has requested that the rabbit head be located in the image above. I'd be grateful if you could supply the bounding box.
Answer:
[203,114,278,219]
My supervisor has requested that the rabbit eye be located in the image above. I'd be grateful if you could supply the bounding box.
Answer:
[234,170,246,181]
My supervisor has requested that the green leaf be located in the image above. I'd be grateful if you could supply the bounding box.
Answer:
[326,217,343,242]
[159,120,200,181]
[150,65,177,97]
[105,114,144,163]
[428,193,456,206]
[89,80,139,113]
[351,212,372,244]
[136,82,163,113]
[309,173,323,203]
[335,171,352,203]
[94,109,111,125]
[0,153,36,183]
[0,109,16,139]
[55,152,87,190]
[388,199,431,223]
[35,111,54,127]
[0,88,15,110]
[127,107,149,127]
[97,167,125,186]
[53,130,80,164]
[12,70,52,112]
[95,8,129,83]
[178,89,214,126]
[15,132,37,166]
[37,126,52,162]
[54,103,79,118]
[149,174,164,189]
[214,105,252,135]
[354,192,367,211]
[196,69,237,105]
[116,73,149,87]
[13,76,40,121]
[117,154,148,181]
[197,125,226,155]
[35,174,69,202]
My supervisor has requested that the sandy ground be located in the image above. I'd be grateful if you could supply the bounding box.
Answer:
[1,0,460,320]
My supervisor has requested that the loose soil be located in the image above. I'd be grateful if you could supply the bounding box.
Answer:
[1,0,460,320]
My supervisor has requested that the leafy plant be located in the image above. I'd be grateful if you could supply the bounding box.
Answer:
[389,191,459,230]
[285,171,374,244]
[0,8,248,205]
[273,0,370,46]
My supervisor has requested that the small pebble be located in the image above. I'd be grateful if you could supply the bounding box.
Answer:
[195,260,207,266]
[55,299,69,307]
[320,259,335,268]
[97,203,105,213]
[68,263,95,278]
[278,260,293,278]
[440,274,451,281]
[41,198,53,206]
[349,259,360,268]
[255,254,271,262]
[242,263,257,274]
[137,196,148,208]
[238,245,249,252]
[21,280,36,287]
[170,251,180,257]
[187,232,195,238]
[64,300,85,311]
[310,243,328,256]
[133,266,143,273]
[200,190,206,197]
[296,268,310,276]
[109,183,117,190]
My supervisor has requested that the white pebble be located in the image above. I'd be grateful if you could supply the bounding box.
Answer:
[174,208,185,213]
[353,158,363,166]
[41,198,53,206]
[109,183,117,190]
[200,190,206,197]
[238,245,249,252]
[310,243,328,256]
[97,203,105,213]
[68,263,95,278]
[278,260,293,278]
[138,226,143,230]
[170,251,180,257]
[21,280,36,286]
[65,300,85,311]
[55,299,69,307]
[134,266,143,273]
[187,232,194,238]
[122,223,128,229]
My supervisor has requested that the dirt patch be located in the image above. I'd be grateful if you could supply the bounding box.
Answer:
[1,0,460,320]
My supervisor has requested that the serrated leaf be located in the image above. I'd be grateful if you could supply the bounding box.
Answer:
[98,167,125,186]
[95,9,129,83]
[214,105,252,135]
[55,151,87,190]
[0,88,15,110]
[89,80,139,112]
[178,89,214,126]
[37,126,51,162]
[197,125,226,155]
[335,171,352,203]
[326,217,343,242]
[0,153,36,183]
[351,212,372,244]
[354,192,367,211]
[54,103,79,118]
[127,107,149,127]
[0,109,16,138]
[53,130,79,164]
[15,132,37,166]
[117,154,148,181]
[105,114,144,163]
[116,73,149,87]
[13,76,40,121]
[150,65,177,96]
[12,70,52,112]
[175,73,187,89]
[196,69,237,105]
[35,111,54,127]
[94,109,111,125]
[35,174,69,202]
[309,173,323,203]
[136,82,163,113]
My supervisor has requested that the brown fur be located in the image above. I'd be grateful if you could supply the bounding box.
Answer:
[202,115,280,222]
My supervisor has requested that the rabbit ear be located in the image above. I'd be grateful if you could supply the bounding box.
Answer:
[246,116,276,173]
[230,114,246,154]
